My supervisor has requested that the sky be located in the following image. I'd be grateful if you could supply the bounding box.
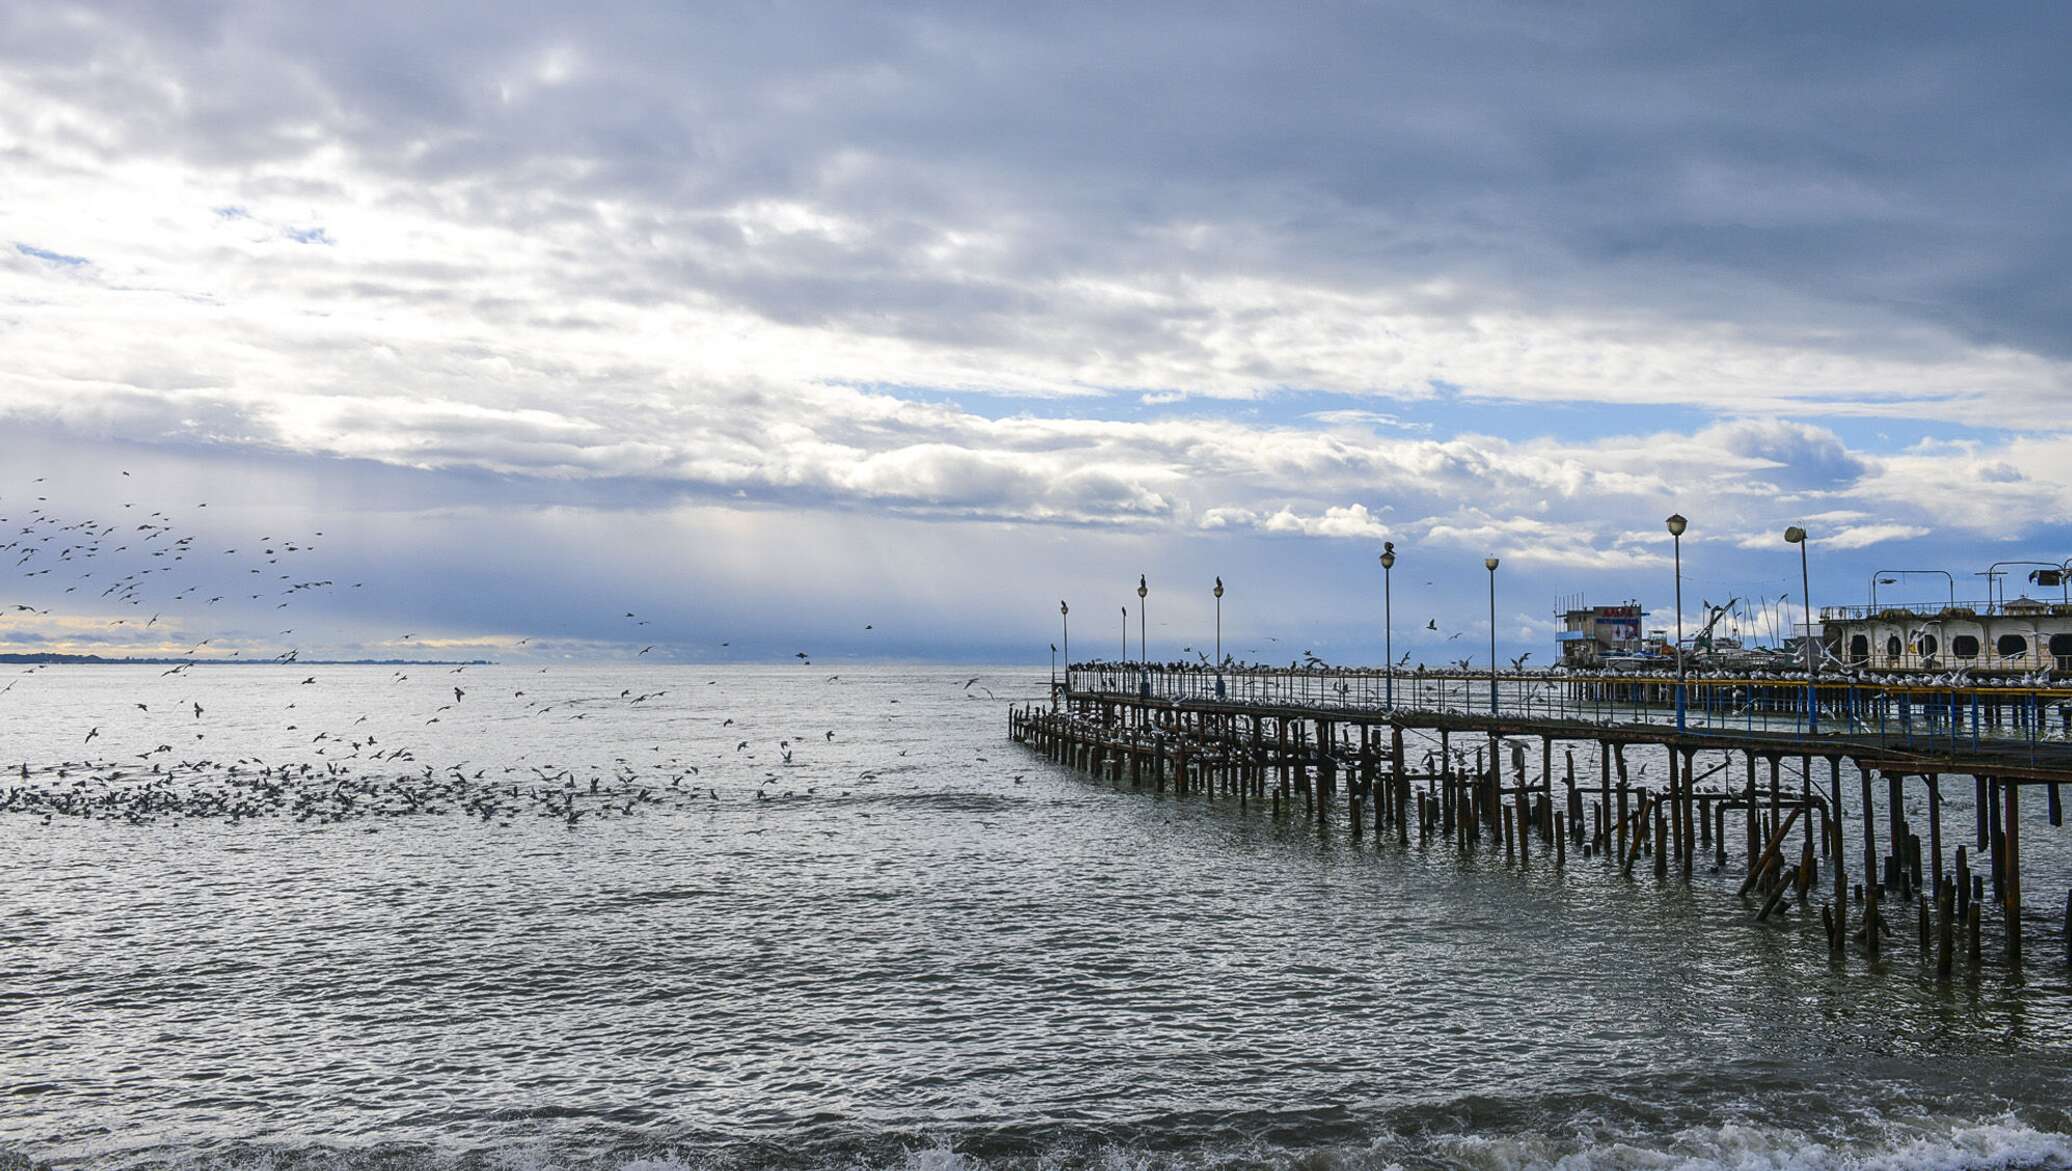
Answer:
[3,2,2070,666]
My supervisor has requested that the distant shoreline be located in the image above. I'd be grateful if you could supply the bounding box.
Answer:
[0,653,494,666]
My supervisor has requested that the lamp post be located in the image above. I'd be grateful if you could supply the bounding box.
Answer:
[1058,600,1069,706]
[1137,574,1149,698]
[1485,556,1500,714]
[1380,542,1396,709]
[1870,569,1955,614]
[1213,576,1225,699]
[1983,561,2064,615]
[1667,513,1687,732]
[1786,527,1817,733]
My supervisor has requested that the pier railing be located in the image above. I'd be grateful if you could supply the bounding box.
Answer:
[1065,662,2072,759]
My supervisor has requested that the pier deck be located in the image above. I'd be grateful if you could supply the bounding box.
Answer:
[1013,662,2072,974]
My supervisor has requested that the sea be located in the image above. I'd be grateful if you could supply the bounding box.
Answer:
[2,664,2068,1171]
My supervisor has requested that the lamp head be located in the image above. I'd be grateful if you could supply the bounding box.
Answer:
[1379,541,1395,570]
[1060,600,1068,615]
[1213,576,1223,599]
[1785,526,1807,544]
[1665,513,1687,537]
[1484,556,1500,572]
[1137,574,1147,599]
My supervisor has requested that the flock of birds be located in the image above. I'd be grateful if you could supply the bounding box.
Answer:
[0,668,1024,828]
[1,470,1020,828]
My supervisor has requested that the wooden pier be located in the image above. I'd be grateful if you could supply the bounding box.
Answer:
[1011,663,2072,974]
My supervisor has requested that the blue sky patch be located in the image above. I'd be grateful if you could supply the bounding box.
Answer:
[15,243,88,267]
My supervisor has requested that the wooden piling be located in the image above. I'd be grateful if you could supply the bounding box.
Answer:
[1737,805,1806,898]
[1936,878,1954,980]
[2004,778,2022,967]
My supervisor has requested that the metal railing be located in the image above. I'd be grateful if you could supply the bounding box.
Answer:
[1820,599,2072,621]
[1065,662,2072,760]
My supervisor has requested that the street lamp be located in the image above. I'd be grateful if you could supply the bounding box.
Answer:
[1785,526,1817,733]
[1137,574,1149,697]
[1485,556,1500,714]
[1869,569,1955,614]
[1983,560,2064,615]
[1058,600,1069,706]
[1212,576,1225,698]
[1380,542,1396,709]
[1666,513,1687,732]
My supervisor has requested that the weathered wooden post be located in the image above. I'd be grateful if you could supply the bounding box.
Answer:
[1937,877,1955,980]
[1394,724,1409,844]
[1860,763,1878,897]
[1926,775,1944,898]
[2004,779,2022,967]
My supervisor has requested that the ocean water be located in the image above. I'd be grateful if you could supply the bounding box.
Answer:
[2,664,2068,1171]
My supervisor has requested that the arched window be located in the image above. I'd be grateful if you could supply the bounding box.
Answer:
[1917,634,1938,656]
[1952,635,1980,659]
[2050,633,2072,667]
[1996,633,2028,659]
[1885,635,1903,661]
[1849,634,1869,663]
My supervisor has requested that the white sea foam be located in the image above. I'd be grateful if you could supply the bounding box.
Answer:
[468,1116,2072,1171]
[1426,1115,2070,1171]
[22,1116,2067,1171]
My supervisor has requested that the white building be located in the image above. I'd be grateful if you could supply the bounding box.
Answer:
[1820,595,2072,677]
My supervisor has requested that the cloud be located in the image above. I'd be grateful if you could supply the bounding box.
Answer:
[5,2,2072,422]
[1706,419,1866,489]
[1305,409,1430,433]
[3,3,2071,659]
[1256,503,1390,540]
[1821,523,1933,550]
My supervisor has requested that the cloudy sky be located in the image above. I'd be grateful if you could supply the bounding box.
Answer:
[3,2,2069,665]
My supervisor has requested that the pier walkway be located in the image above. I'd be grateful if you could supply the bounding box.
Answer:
[1011,661,2072,975]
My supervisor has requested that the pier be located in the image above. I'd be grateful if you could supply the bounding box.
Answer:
[1012,662,2072,973]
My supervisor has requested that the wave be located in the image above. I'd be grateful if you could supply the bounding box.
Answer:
[22,1113,2069,1171]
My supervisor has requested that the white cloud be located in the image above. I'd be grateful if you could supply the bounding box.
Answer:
[3,3,2071,658]
[1820,523,1935,550]
[1258,503,1391,540]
